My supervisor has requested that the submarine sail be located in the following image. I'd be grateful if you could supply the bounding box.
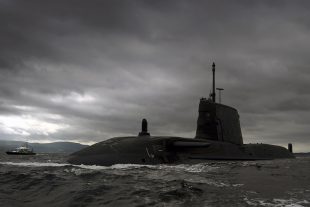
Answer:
[195,63,243,145]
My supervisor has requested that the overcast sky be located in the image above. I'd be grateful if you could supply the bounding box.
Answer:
[0,0,309,152]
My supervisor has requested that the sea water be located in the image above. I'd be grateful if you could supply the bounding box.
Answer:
[0,154,309,206]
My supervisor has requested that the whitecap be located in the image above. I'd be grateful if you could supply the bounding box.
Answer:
[0,161,218,173]
[0,161,70,167]
[243,197,309,207]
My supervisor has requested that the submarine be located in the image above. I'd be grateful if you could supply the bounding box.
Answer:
[68,63,294,166]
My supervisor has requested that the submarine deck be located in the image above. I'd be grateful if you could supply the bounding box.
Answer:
[68,136,294,166]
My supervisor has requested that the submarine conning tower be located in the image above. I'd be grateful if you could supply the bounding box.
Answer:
[195,63,243,145]
[138,118,150,136]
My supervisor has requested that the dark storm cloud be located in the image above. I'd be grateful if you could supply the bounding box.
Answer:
[0,0,310,151]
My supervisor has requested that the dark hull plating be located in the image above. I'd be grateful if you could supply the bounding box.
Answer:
[68,136,294,166]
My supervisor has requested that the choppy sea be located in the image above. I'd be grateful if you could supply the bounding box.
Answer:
[0,154,309,207]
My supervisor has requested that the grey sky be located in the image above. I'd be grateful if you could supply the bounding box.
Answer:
[0,0,309,152]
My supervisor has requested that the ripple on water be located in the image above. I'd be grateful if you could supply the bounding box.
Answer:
[244,197,310,207]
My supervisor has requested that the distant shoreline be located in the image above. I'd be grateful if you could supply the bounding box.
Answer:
[294,152,310,157]
[0,140,88,154]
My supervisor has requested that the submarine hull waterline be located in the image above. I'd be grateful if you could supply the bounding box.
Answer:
[68,136,294,166]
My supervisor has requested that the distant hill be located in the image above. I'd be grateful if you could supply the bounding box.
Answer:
[294,152,310,157]
[0,140,89,154]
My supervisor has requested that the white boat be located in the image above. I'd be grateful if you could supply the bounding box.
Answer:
[6,143,36,155]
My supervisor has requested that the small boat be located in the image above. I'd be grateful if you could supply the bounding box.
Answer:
[6,143,36,155]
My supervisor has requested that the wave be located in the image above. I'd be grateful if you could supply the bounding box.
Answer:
[0,161,70,167]
[1,158,309,207]
[0,161,218,173]
[244,197,310,207]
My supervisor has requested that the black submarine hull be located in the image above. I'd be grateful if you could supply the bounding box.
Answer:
[68,136,294,166]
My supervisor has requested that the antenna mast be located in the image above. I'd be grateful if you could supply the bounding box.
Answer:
[211,62,216,103]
